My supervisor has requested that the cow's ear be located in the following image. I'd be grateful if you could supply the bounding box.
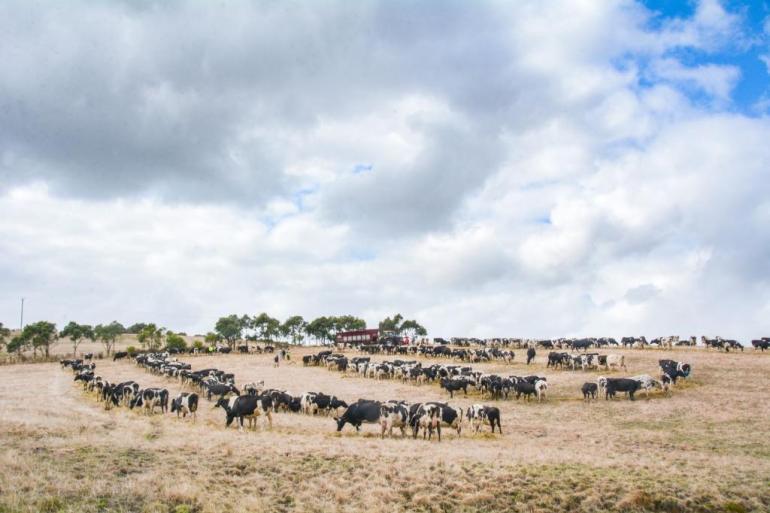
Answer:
[333,417,339,422]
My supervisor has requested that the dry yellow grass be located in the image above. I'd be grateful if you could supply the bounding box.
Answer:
[0,346,768,512]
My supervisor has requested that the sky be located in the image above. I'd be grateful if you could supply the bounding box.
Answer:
[1,0,769,340]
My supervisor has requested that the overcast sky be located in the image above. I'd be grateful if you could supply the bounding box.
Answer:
[2,0,769,340]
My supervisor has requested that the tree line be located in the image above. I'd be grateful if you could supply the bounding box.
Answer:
[0,312,427,357]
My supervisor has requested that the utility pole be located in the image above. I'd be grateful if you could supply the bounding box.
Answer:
[20,297,25,331]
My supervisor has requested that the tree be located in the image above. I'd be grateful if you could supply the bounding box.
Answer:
[335,315,366,331]
[379,314,404,334]
[126,323,147,334]
[20,321,58,358]
[0,322,10,352]
[251,313,281,342]
[306,316,331,344]
[137,324,164,351]
[214,315,243,349]
[280,315,307,344]
[7,335,27,356]
[165,331,187,352]
[94,321,124,356]
[60,321,95,356]
[399,319,427,340]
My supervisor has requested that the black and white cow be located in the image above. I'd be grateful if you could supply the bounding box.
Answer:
[630,374,668,399]
[170,392,199,421]
[334,400,381,432]
[410,402,463,441]
[379,401,409,438]
[466,404,501,434]
[659,359,691,384]
[129,388,169,414]
[219,394,273,430]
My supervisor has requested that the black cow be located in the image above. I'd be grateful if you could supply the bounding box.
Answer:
[113,351,128,361]
[526,347,536,365]
[751,339,769,351]
[439,378,469,398]
[335,400,381,432]
[604,378,640,401]
[170,393,199,421]
[581,382,598,401]
[205,384,240,401]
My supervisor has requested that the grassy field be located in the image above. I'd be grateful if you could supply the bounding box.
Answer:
[0,346,768,513]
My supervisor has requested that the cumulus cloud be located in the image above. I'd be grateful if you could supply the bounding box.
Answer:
[1,0,768,340]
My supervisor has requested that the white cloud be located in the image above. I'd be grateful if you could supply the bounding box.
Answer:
[1,0,768,341]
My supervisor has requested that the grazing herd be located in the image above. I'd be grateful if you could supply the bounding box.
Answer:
[61,345,703,442]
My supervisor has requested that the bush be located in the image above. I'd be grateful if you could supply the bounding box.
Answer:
[165,333,187,352]
[126,346,137,356]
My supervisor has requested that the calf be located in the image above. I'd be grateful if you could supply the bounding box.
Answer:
[581,382,598,401]
[170,392,199,421]
[466,404,501,434]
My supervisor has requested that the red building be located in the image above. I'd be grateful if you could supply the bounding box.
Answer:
[335,329,380,345]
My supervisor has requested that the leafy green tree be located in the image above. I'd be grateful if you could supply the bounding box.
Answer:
[379,314,404,334]
[20,321,58,358]
[60,321,95,356]
[306,316,332,343]
[165,331,187,352]
[335,315,366,332]
[0,322,10,352]
[137,324,164,351]
[251,313,281,342]
[280,315,307,344]
[399,319,427,340]
[94,321,124,356]
[214,315,243,349]
[126,323,147,334]
[7,335,27,355]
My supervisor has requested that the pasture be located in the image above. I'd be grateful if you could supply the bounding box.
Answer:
[0,346,768,513]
